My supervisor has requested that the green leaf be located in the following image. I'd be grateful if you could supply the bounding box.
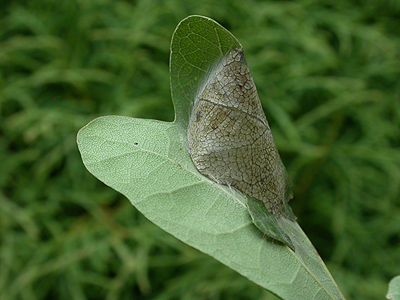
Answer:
[246,197,295,251]
[387,276,400,300]
[77,15,345,299]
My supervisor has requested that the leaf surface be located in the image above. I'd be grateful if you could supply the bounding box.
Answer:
[387,276,400,300]
[77,15,345,300]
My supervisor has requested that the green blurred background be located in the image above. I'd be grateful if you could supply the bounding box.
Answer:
[1,0,399,299]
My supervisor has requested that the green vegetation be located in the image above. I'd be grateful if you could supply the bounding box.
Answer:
[1,1,399,300]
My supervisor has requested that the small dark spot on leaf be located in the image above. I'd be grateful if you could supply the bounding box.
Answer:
[134,142,138,145]
[196,111,202,122]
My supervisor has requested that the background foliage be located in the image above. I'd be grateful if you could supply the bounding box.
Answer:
[1,0,399,300]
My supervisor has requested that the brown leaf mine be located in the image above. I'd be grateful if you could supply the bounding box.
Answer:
[188,48,292,214]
